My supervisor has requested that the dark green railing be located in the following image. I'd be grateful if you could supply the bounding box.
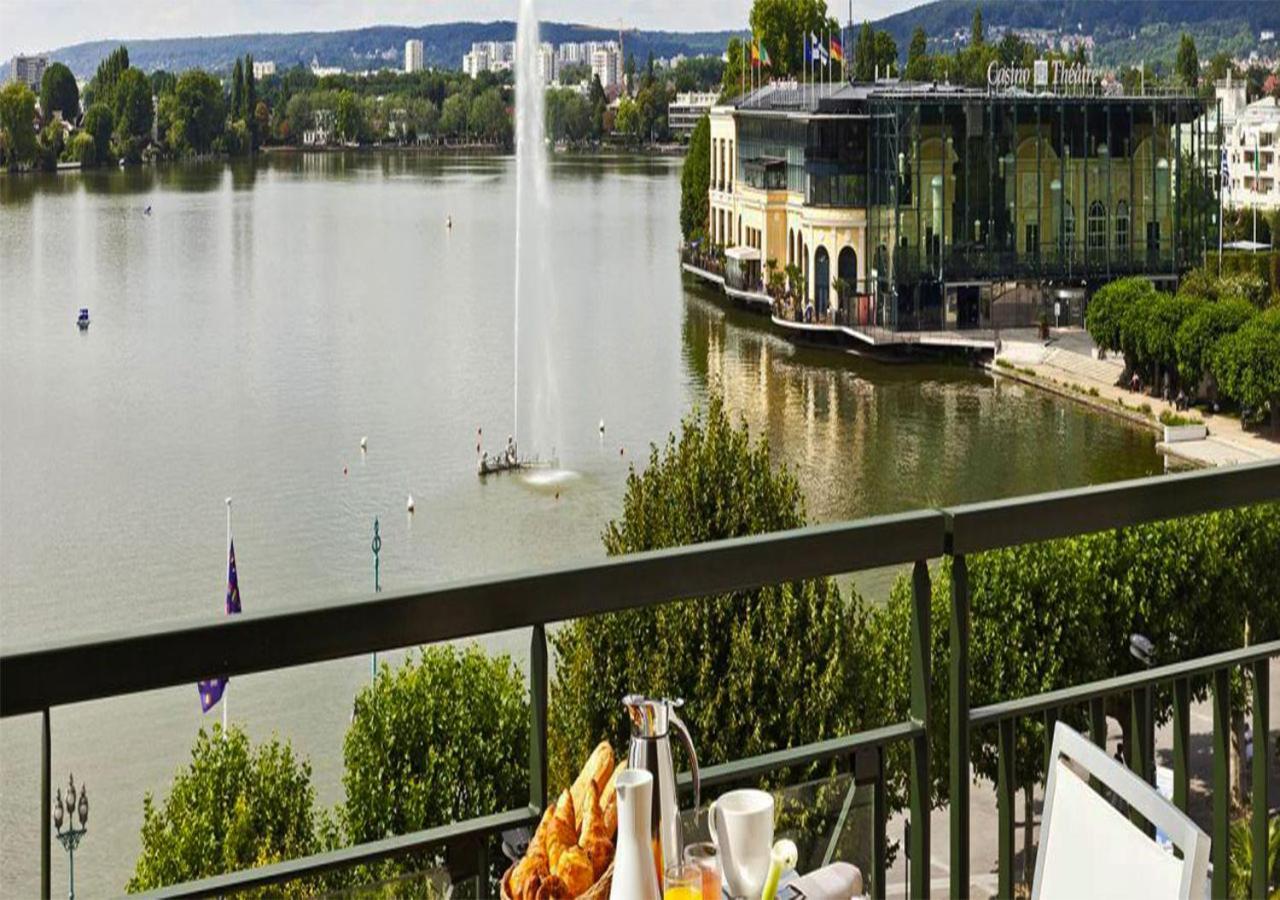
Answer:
[3,460,1279,898]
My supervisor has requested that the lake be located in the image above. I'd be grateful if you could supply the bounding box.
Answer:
[0,153,1161,895]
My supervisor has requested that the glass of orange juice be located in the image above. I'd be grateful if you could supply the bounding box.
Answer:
[683,843,721,900]
[664,862,704,900]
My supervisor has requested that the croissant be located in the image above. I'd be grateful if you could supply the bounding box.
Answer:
[510,851,549,900]
[528,806,555,859]
[553,789,575,832]
[581,812,614,880]
[572,781,599,835]
[554,845,596,897]
[547,816,578,871]
[535,875,572,900]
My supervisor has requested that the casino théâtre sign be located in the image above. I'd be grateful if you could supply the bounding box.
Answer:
[987,59,1102,90]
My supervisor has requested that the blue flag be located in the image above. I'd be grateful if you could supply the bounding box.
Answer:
[805,32,815,64]
[197,538,242,712]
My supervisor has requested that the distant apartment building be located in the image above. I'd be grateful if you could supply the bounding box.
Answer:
[1225,97,1280,211]
[668,92,717,139]
[405,39,424,74]
[11,54,48,90]
[539,43,556,84]
[463,41,515,78]
[590,44,624,93]
[252,60,276,79]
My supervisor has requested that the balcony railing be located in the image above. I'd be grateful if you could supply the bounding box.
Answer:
[3,461,1279,898]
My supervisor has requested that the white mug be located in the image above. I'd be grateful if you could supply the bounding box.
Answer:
[708,788,775,898]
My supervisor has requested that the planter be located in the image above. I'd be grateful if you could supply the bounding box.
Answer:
[1163,424,1207,443]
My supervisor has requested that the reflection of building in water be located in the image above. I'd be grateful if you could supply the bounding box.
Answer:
[708,77,1214,332]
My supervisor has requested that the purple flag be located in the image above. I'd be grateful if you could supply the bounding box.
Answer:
[197,538,242,712]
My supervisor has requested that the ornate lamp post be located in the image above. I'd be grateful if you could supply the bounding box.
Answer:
[52,773,88,899]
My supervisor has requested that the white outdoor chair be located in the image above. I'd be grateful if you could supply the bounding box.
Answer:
[1031,722,1210,900]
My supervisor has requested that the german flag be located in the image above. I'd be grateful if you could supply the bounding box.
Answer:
[829,36,844,64]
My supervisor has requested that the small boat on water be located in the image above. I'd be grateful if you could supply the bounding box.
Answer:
[76,308,90,330]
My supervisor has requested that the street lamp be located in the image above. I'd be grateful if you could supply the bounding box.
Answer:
[53,773,88,899]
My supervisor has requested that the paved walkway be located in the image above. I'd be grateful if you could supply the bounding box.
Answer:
[995,329,1280,467]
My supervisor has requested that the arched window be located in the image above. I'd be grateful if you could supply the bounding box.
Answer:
[1087,201,1107,253]
[1115,201,1130,257]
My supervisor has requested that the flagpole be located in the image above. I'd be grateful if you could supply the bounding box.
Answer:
[223,496,231,736]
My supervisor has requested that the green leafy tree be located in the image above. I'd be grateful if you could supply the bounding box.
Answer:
[0,81,37,168]
[39,62,79,123]
[114,68,154,142]
[1175,298,1256,389]
[548,395,876,792]
[342,646,528,870]
[906,27,932,81]
[68,131,96,165]
[1086,276,1157,369]
[589,75,606,138]
[720,37,749,101]
[126,724,329,893]
[874,31,899,77]
[439,92,469,139]
[335,90,364,143]
[614,95,640,141]
[1141,292,1199,393]
[82,103,114,164]
[149,70,177,98]
[35,119,65,171]
[169,70,226,154]
[1212,308,1280,430]
[232,58,245,123]
[748,0,835,79]
[545,89,590,143]
[1176,33,1199,89]
[680,115,710,240]
[854,22,876,82]
[86,45,129,110]
[245,55,259,148]
[971,5,985,47]
[469,87,510,145]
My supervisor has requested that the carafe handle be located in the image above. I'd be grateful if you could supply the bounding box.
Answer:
[670,708,700,812]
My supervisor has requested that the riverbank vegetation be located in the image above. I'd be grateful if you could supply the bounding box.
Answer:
[0,40,724,172]
[1086,268,1280,431]
[125,394,1280,892]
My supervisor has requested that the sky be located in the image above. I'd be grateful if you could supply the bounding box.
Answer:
[0,0,921,59]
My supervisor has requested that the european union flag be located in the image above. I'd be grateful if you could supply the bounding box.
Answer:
[197,537,242,712]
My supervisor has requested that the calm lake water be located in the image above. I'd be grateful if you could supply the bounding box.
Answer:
[0,153,1161,895]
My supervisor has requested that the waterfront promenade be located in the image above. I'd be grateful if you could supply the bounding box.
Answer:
[996,329,1280,467]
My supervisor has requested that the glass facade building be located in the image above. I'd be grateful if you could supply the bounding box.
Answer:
[711,82,1217,332]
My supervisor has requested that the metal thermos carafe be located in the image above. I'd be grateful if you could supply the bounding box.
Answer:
[622,695,700,881]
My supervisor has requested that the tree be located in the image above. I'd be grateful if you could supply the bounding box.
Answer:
[469,87,510,145]
[588,75,606,138]
[335,90,364,143]
[547,395,878,796]
[169,70,226,154]
[748,0,835,79]
[720,37,749,101]
[1206,52,1235,85]
[0,81,37,169]
[614,95,640,141]
[679,116,710,241]
[1176,33,1199,89]
[232,58,245,123]
[253,100,270,146]
[854,22,876,83]
[86,45,129,110]
[971,5,985,47]
[1085,276,1157,366]
[114,68,154,142]
[874,31,899,78]
[39,62,79,123]
[149,70,177,98]
[342,646,528,871]
[1175,298,1256,389]
[245,55,259,148]
[439,92,469,139]
[1141,292,1199,394]
[906,27,932,81]
[126,724,329,892]
[1211,308,1280,430]
[81,103,113,164]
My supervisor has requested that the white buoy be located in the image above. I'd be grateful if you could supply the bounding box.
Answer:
[407,494,415,513]
[360,436,368,451]
[446,215,453,229]
[598,419,605,434]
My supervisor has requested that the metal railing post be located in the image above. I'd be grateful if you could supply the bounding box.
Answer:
[949,553,969,899]
[1172,678,1190,812]
[909,560,931,899]
[41,708,50,900]
[530,625,548,813]
[997,717,1016,899]
[1129,685,1154,835]
[1212,667,1231,899]
[1251,660,1269,900]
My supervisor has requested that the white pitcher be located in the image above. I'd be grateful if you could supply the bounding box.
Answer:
[610,768,662,900]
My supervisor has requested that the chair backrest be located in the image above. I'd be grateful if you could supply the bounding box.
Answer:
[1031,722,1210,900]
